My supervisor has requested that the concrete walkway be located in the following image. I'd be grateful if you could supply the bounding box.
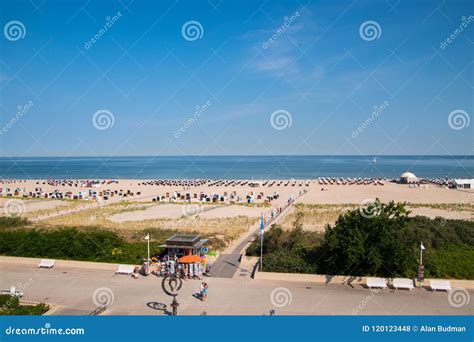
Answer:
[1,257,472,316]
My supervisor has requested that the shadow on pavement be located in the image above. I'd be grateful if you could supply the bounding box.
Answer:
[146,302,167,311]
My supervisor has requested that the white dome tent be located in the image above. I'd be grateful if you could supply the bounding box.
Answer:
[400,172,418,184]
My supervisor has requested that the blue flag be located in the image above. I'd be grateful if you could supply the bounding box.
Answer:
[260,214,265,235]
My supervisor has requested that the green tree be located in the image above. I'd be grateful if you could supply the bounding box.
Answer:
[318,201,416,277]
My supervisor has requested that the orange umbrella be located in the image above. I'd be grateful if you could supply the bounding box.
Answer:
[178,255,201,263]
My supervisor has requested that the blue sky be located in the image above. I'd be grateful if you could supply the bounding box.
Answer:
[0,0,473,157]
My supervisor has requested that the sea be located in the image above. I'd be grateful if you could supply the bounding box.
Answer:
[0,156,473,180]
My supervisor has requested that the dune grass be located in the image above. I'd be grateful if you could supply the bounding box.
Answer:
[281,203,356,231]
[407,203,474,212]
[39,202,255,248]
[282,202,474,231]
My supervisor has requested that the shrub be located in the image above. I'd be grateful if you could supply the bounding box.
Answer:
[0,216,29,229]
[0,227,162,264]
[0,295,19,309]
[0,303,49,316]
[318,201,415,277]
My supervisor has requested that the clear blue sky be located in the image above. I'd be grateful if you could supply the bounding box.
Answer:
[0,0,472,157]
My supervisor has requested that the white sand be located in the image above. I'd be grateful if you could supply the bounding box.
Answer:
[197,205,263,219]
[299,182,473,205]
[109,204,194,222]
[0,198,67,213]
[108,204,263,222]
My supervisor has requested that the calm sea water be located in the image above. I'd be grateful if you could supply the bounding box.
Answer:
[0,156,473,180]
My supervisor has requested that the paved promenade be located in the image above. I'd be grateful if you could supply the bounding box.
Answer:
[1,258,472,316]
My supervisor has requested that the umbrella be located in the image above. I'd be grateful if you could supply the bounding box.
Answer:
[179,255,201,263]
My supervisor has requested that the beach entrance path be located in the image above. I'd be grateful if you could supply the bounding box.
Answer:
[211,191,307,278]
[211,236,255,278]
[211,213,281,278]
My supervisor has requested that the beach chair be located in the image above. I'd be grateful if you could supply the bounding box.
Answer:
[429,280,452,292]
[116,265,135,275]
[392,278,414,290]
[366,277,387,289]
[38,259,55,269]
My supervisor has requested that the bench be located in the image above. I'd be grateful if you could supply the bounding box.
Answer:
[366,277,387,289]
[392,278,414,290]
[38,259,55,269]
[0,286,24,298]
[430,280,452,292]
[116,265,135,275]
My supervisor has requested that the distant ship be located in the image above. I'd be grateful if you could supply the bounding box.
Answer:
[373,157,377,164]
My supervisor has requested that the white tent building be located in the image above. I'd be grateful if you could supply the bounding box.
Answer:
[400,172,418,184]
[453,179,474,189]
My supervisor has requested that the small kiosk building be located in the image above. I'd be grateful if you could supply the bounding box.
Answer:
[159,234,208,258]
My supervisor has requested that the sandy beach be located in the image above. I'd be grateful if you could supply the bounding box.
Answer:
[1,179,473,221]
[3,179,473,202]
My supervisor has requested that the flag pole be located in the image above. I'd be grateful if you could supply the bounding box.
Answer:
[260,213,264,271]
[418,242,426,288]
[145,233,150,264]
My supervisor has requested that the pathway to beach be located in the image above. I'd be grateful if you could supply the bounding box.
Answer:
[211,190,309,278]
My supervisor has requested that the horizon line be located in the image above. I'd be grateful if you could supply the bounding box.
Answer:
[1,154,473,158]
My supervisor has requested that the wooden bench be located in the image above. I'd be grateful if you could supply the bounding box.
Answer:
[366,277,387,289]
[392,278,414,290]
[430,280,452,292]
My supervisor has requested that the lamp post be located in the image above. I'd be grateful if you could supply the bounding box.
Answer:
[420,241,425,265]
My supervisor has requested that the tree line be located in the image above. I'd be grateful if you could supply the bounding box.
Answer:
[247,201,474,279]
